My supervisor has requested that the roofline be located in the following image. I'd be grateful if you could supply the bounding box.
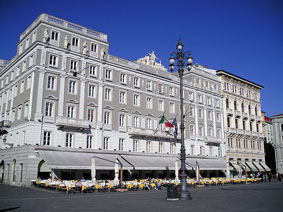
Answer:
[270,114,283,118]
[216,70,264,89]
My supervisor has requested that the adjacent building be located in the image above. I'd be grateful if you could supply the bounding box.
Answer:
[270,114,283,174]
[0,14,226,186]
[216,70,269,178]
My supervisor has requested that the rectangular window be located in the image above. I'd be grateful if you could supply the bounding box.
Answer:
[133,77,140,88]
[22,61,26,72]
[158,99,164,111]
[51,31,59,41]
[86,136,93,149]
[66,133,73,147]
[146,118,152,129]
[133,94,140,107]
[104,111,111,125]
[208,128,213,137]
[47,76,56,90]
[90,43,97,52]
[27,76,31,90]
[119,91,127,104]
[189,125,194,135]
[25,38,29,49]
[191,145,195,155]
[189,107,194,117]
[198,126,203,136]
[20,80,25,93]
[88,84,96,98]
[70,60,78,71]
[227,117,230,128]
[228,137,233,148]
[169,102,175,114]
[103,137,109,150]
[146,80,152,91]
[146,141,151,153]
[49,55,57,66]
[119,114,125,127]
[32,31,36,43]
[24,102,29,118]
[45,102,53,117]
[87,108,95,122]
[29,55,34,67]
[169,87,174,96]
[158,84,164,94]
[207,110,212,120]
[170,143,175,154]
[17,105,22,120]
[43,131,51,146]
[105,70,112,80]
[200,146,205,156]
[104,88,112,101]
[89,65,97,77]
[146,97,152,109]
[189,92,194,101]
[133,140,138,152]
[120,73,127,84]
[72,37,79,47]
[119,138,124,151]
[198,94,203,103]
[133,116,139,128]
[67,105,75,118]
[198,108,203,119]
[216,113,220,122]
[159,142,163,153]
[69,80,77,94]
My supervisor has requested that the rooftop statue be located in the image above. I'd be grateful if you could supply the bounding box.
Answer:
[136,51,167,71]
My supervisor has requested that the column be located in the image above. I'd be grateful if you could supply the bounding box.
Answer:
[35,69,45,120]
[28,71,35,121]
[204,108,207,136]
[79,79,86,119]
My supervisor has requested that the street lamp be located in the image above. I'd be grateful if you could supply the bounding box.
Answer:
[169,39,193,200]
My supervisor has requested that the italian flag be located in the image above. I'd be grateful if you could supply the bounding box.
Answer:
[159,115,174,128]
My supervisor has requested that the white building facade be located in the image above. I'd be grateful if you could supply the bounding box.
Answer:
[0,14,226,186]
[271,114,283,174]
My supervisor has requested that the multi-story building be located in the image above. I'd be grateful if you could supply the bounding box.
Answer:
[262,114,276,173]
[270,114,283,174]
[216,70,269,177]
[0,14,226,186]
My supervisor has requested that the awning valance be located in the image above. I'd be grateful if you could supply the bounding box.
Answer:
[253,162,265,172]
[245,161,258,172]
[230,162,241,172]
[38,149,226,171]
[259,162,271,172]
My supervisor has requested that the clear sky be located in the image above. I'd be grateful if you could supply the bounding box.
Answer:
[0,0,282,116]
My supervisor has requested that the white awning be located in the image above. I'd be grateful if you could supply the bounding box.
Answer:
[238,162,250,171]
[245,161,258,172]
[230,162,241,172]
[259,162,271,172]
[38,150,121,170]
[38,148,226,171]
[253,162,265,172]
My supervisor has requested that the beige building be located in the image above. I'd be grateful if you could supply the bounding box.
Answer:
[216,70,268,178]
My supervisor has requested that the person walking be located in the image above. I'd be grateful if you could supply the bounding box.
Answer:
[268,173,271,182]
[278,173,281,182]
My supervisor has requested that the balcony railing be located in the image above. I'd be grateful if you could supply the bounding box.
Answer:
[56,117,89,129]
[0,120,11,128]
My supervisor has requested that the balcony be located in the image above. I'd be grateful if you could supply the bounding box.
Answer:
[242,112,248,120]
[205,137,221,146]
[235,110,241,118]
[0,120,11,135]
[250,114,255,121]
[56,117,90,131]
[226,108,233,117]
[0,120,11,128]
[128,127,180,143]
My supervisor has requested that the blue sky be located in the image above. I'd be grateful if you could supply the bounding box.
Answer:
[0,0,282,116]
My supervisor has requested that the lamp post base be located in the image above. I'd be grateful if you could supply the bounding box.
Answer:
[179,191,192,200]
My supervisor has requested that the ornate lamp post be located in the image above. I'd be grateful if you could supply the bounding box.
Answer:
[169,39,193,200]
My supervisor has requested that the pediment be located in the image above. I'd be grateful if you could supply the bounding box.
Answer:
[133,110,141,115]
[45,95,58,101]
[104,105,114,110]
[66,99,79,104]
[119,108,128,113]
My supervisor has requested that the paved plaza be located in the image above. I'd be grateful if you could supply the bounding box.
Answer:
[0,181,282,212]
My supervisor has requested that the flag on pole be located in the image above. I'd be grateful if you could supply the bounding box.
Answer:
[159,115,165,124]
[165,122,174,128]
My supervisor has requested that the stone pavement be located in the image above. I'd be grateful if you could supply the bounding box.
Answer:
[0,181,282,212]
